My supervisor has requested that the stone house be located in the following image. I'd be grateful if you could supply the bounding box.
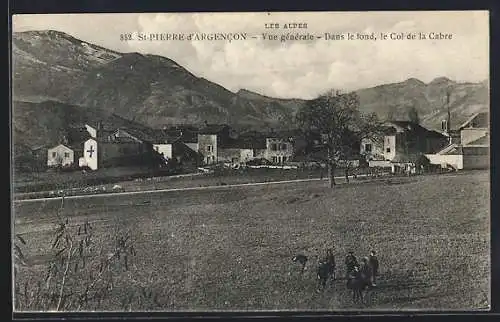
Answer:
[47,144,78,167]
[425,112,489,170]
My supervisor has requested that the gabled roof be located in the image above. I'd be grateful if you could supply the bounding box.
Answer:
[459,112,489,130]
[83,122,116,131]
[48,144,74,151]
[104,136,139,143]
[434,143,463,155]
[113,128,155,142]
[435,143,458,155]
[466,134,489,146]
[84,135,139,144]
[384,121,446,139]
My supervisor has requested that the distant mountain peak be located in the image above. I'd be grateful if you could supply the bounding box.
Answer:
[15,29,74,40]
[429,76,455,85]
[13,29,488,142]
[404,78,426,86]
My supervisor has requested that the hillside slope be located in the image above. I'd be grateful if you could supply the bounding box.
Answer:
[12,30,304,130]
[357,77,489,130]
[11,30,489,152]
[12,100,149,151]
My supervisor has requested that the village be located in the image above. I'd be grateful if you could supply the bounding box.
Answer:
[43,111,489,180]
[12,11,491,313]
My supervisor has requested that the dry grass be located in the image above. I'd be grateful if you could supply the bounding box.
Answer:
[13,171,490,311]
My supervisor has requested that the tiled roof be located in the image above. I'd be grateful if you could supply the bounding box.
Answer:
[384,121,446,139]
[114,128,156,142]
[459,112,489,130]
[435,143,461,155]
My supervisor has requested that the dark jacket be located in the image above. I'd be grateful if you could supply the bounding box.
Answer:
[345,254,359,270]
[369,255,379,274]
[360,263,372,279]
[317,261,331,279]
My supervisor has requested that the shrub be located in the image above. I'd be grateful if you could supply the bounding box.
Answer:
[13,196,160,311]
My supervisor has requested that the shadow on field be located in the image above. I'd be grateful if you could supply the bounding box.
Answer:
[367,268,440,307]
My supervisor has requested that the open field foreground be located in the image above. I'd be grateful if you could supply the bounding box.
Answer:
[13,171,490,311]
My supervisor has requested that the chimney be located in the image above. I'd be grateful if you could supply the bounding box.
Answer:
[96,122,102,140]
[446,88,451,133]
[446,88,452,144]
[441,120,448,132]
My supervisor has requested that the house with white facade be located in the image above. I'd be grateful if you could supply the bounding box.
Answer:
[47,144,77,167]
[425,112,489,170]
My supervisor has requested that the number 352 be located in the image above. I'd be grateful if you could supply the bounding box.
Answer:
[120,33,133,41]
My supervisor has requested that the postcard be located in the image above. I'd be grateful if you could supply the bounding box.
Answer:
[11,11,490,312]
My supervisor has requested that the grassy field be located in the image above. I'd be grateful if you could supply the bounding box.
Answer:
[13,166,179,193]
[13,171,490,311]
[13,165,378,195]
[14,167,367,199]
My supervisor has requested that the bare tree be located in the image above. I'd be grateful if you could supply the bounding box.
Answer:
[296,90,383,188]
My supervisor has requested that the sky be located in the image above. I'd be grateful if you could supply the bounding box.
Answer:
[12,11,489,99]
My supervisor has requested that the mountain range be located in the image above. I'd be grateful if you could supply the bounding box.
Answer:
[12,30,489,152]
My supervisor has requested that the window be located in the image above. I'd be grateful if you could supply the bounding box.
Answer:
[272,156,277,163]
[386,147,391,153]
[207,145,213,153]
[271,143,277,151]
[64,152,70,158]
[280,143,287,150]
[365,144,372,153]
[52,152,56,158]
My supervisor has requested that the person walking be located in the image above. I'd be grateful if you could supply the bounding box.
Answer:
[359,257,373,287]
[368,250,379,286]
[325,248,336,281]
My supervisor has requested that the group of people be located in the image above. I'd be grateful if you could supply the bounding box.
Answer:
[344,250,379,287]
[293,248,380,294]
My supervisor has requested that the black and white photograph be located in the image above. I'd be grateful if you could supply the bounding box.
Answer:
[11,11,490,312]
